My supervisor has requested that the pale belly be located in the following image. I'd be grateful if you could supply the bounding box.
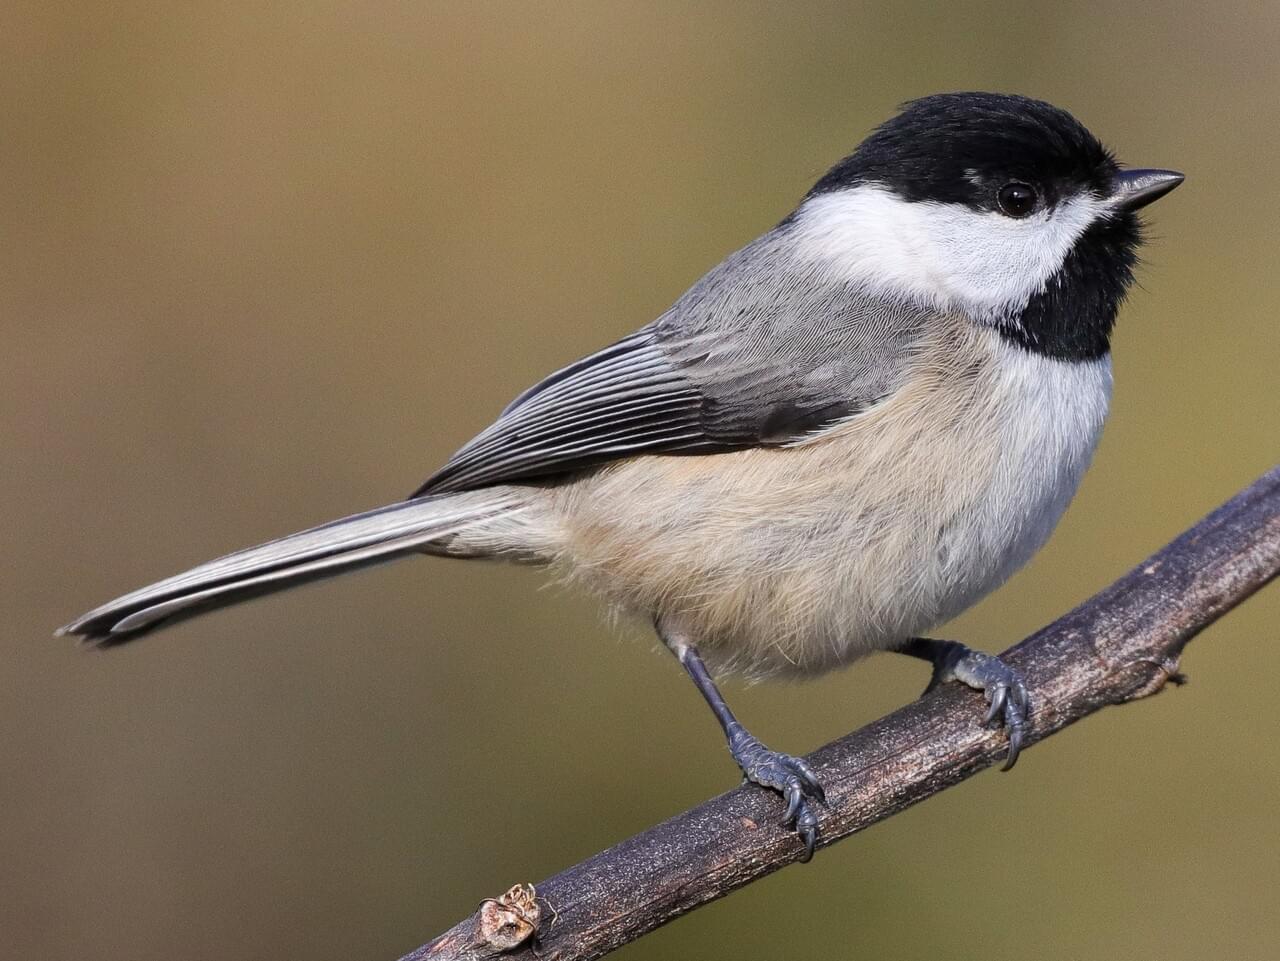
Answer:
[545,336,1112,678]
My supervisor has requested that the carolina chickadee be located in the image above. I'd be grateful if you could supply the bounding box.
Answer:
[60,92,1184,859]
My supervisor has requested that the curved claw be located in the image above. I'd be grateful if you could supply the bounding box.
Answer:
[1003,721,1024,771]
[1000,679,1031,770]
[782,779,803,825]
[982,673,1031,770]
[983,683,1009,726]
[795,803,819,862]
[791,757,826,804]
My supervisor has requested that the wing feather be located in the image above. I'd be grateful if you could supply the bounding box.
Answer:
[417,331,712,494]
[415,225,934,496]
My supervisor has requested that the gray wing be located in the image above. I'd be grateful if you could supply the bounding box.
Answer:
[416,226,932,496]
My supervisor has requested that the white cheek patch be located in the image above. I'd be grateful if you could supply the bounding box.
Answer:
[793,184,1107,320]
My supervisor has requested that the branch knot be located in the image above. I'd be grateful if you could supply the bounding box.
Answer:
[1115,654,1187,703]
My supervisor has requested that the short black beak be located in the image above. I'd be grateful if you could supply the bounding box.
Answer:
[1110,168,1184,212]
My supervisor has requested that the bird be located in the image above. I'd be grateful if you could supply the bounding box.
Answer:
[59,92,1184,860]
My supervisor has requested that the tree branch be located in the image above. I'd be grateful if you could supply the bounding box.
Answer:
[402,467,1280,961]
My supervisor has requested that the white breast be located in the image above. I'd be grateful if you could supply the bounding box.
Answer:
[933,340,1112,621]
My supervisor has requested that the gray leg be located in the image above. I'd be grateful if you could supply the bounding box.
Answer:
[657,620,826,861]
[896,638,1031,770]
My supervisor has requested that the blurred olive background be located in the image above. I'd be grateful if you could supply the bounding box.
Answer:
[4,2,1278,959]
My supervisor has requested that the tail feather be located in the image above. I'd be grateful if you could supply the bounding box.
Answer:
[58,491,527,646]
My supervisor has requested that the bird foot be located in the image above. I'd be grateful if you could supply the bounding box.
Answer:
[922,642,1031,770]
[726,725,826,861]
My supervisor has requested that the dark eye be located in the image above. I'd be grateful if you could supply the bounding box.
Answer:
[997,182,1038,218]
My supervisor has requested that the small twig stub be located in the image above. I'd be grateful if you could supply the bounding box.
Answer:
[477,883,541,953]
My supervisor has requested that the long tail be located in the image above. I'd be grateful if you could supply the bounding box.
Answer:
[57,490,529,647]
